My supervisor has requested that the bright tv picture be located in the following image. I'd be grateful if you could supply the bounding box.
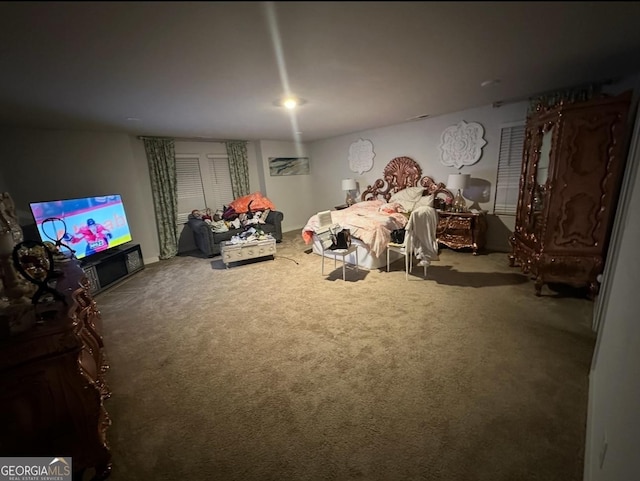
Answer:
[30,195,133,260]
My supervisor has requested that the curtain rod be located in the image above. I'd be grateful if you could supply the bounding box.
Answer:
[136,135,246,143]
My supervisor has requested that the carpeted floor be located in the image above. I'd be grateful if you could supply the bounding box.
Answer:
[94,230,596,481]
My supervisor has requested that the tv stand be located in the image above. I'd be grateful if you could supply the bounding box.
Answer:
[81,243,144,295]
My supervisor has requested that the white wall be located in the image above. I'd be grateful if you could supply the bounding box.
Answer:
[256,140,314,233]
[304,101,529,251]
[584,105,640,481]
[0,128,161,263]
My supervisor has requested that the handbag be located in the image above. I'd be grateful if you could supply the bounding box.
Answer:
[390,228,406,244]
[329,228,352,250]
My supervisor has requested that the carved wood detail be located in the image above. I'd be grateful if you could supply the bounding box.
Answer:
[509,91,632,297]
[437,211,487,255]
[360,156,453,202]
[0,283,112,478]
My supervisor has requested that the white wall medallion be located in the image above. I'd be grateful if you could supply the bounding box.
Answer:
[439,121,487,169]
[348,138,375,174]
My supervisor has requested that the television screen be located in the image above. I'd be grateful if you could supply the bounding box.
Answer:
[29,194,132,260]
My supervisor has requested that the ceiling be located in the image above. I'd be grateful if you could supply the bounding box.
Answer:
[2,1,640,142]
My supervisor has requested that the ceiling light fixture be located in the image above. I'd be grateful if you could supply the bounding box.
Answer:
[283,98,297,109]
[274,96,307,109]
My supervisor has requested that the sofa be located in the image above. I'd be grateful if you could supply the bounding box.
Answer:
[187,210,284,257]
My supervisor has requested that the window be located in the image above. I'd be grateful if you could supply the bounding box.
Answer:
[176,155,205,224]
[176,153,234,224]
[494,122,525,215]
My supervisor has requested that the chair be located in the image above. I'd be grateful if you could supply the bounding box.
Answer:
[386,233,427,280]
[386,208,433,280]
[322,244,359,281]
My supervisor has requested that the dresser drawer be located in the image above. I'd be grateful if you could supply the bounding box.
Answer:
[436,211,486,254]
[221,239,277,267]
[438,216,471,233]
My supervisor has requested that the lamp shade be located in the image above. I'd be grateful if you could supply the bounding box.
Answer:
[447,173,470,191]
[342,178,357,191]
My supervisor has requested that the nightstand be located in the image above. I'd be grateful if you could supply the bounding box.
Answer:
[436,211,487,255]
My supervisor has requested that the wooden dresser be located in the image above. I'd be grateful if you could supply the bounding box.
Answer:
[0,284,112,480]
[436,211,487,255]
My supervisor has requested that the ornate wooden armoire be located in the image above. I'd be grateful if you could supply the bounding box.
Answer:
[509,90,632,297]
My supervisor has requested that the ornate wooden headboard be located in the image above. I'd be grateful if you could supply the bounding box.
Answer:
[360,156,453,203]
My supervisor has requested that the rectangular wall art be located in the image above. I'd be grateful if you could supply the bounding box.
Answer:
[268,157,310,176]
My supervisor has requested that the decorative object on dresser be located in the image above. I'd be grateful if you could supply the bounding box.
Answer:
[12,239,65,306]
[447,173,471,212]
[437,211,487,255]
[1,192,39,335]
[342,178,357,206]
[348,138,375,174]
[439,120,487,168]
[508,90,632,298]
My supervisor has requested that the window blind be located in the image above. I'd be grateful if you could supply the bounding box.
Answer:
[206,154,235,210]
[175,152,234,225]
[176,155,205,224]
[494,123,525,215]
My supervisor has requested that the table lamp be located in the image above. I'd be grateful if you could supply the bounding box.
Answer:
[447,173,470,212]
[342,178,357,206]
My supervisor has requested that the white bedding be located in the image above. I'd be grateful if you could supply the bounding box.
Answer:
[302,199,440,270]
[302,200,408,258]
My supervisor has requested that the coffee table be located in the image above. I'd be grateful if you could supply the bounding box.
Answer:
[220,237,276,268]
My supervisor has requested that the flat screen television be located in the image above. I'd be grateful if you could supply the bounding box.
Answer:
[29,194,133,260]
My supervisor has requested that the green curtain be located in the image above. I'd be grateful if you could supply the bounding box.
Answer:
[143,138,178,260]
[226,141,250,198]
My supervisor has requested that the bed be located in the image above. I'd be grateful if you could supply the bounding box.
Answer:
[302,156,454,270]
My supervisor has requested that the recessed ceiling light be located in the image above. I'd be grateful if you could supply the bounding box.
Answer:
[480,79,501,88]
[274,96,307,109]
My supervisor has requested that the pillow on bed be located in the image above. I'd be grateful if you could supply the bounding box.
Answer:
[413,194,435,209]
[389,187,424,211]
